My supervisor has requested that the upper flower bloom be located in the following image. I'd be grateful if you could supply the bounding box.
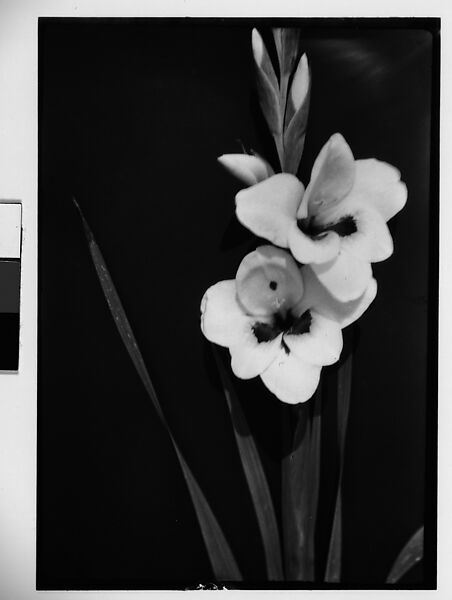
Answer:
[201,245,377,404]
[232,133,407,302]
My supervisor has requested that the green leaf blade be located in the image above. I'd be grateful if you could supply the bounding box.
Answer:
[213,346,284,581]
[174,445,243,581]
[255,66,282,136]
[74,198,242,582]
[386,526,424,584]
[273,28,300,77]
[325,352,353,583]
[252,30,283,168]
[283,68,311,175]
[252,28,279,93]
[285,53,309,130]
[324,495,342,583]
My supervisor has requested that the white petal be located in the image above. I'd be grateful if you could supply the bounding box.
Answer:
[310,247,373,302]
[317,158,407,225]
[351,159,408,221]
[340,208,394,263]
[201,280,282,378]
[236,245,304,317]
[284,311,343,366]
[260,348,321,404]
[218,153,273,186]
[302,133,355,218]
[230,334,282,379]
[287,221,341,264]
[236,173,303,247]
[200,280,252,347]
[339,278,378,328]
[298,264,377,327]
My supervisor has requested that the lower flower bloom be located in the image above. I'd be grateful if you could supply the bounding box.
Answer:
[201,245,377,404]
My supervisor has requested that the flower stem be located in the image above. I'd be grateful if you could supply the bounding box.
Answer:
[277,72,289,171]
[273,132,285,172]
[282,384,322,581]
[280,72,289,128]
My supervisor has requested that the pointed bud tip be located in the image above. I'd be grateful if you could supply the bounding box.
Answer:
[251,28,264,65]
[300,54,308,71]
[328,133,348,150]
[217,154,238,174]
[217,153,245,165]
[251,28,261,41]
[290,53,310,111]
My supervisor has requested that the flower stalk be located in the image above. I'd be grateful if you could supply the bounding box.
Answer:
[282,384,322,580]
[200,25,407,583]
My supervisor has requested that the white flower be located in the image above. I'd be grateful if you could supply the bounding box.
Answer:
[201,245,377,405]
[233,133,407,302]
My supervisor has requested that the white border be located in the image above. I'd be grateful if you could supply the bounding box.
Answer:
[0,1,449,599]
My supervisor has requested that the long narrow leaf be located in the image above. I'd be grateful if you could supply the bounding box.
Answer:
[254,57,282,137]
[324,487,342,582]
[283,67,311,175]
[213,346,283,581]
[252,28,279,93]
[273,28,300,125]
[386,526,424,584]
[251,29,283,168]
[74,198,242,582]
[272,28,300,78]
[273,28,283,69]
[285,54,309,131]
[325,352,353,582]
[173,445,243,581]
[307,382,323,574]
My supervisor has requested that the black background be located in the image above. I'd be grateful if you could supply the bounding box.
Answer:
[38,18,438,589]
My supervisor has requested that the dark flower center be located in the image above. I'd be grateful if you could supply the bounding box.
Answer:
[297,215,357,238]
[253,309,312,351]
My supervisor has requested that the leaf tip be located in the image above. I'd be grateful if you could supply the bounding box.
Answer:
[72,196,93,242]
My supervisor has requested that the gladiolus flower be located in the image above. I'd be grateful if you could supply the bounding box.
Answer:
[201,245,376,404]
[234,133,407,302]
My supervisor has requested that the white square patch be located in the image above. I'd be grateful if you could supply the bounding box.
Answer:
[0,203,22,259]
